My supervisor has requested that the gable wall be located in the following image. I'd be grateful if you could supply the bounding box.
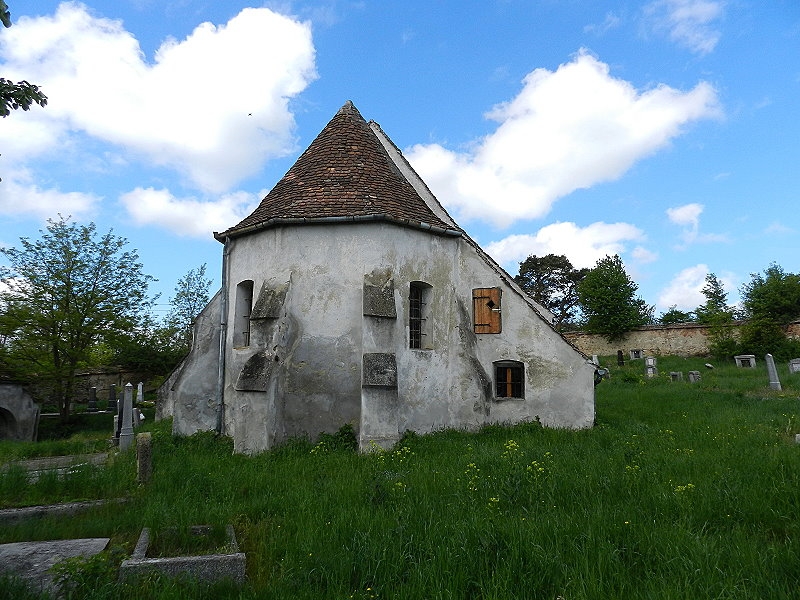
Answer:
[221,222,594,453]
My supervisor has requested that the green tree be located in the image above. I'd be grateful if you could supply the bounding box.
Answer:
[737,264,800,359]
[0,217,154,421]
[692,273,737,358]
[577,254,653,342]
[164,263,213,354]
[740,264,800,325]
[1,2,48,119]
[658,305,695,325]
[514,254,588,330]
[694,273,734,324]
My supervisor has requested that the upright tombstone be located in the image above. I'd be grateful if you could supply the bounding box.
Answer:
[670,371,683,382]
[765,354,782,391]
[688,371,701,383]
[617,350,625,366]
[119,383,135,451]
[629,349,643,360]
[87,386,98,412]
[788,358,800,374]
[644,356,658,378]
[592,355,599,366]
[136,382,144,405]
[734,355,756,368]
[108,383,117,412]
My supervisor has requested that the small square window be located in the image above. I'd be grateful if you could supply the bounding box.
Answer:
[495,361,524,399]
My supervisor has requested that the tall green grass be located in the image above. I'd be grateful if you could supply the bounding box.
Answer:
[0,355,798,599]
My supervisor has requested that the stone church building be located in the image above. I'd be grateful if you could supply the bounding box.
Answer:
[159,101,595,453]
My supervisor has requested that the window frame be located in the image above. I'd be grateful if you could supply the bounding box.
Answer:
[494,360,524,399]
[409,281,432,350]
[233,280,254,348]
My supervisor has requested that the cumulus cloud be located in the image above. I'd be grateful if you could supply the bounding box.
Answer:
[657,264,709,310]
[666,202,727,247]
[119,187,261,238]
[0,171,100,220]
[0,2,317,193]
[406,50,720,228]
[643,0,725,55]
[484,221,646,271]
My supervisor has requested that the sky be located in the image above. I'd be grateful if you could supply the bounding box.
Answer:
[1,0,798,319]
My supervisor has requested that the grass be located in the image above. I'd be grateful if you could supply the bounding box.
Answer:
[0,356,798,599]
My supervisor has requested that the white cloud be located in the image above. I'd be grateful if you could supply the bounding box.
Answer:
[657,263,708,310]
[584,12,622,35]
[0,2,317,193]
[666,202,727,247]
[667,202,703,227]
[406,50,720,228]
[119,187,260,238]
[643,0,725,55]
[484,221,646,271]
[0,171,100,220]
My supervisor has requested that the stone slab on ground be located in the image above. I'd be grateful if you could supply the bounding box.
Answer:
[0,537,109,595]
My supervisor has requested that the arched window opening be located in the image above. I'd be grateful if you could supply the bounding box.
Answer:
[409,282,433,350]
[233,280,254,347]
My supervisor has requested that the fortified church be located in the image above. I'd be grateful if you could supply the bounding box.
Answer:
[159,101,595,453]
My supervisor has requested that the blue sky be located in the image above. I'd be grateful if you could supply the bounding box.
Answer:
[1,0,798,319]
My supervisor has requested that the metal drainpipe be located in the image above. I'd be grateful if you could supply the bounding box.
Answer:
[216,236,231,435]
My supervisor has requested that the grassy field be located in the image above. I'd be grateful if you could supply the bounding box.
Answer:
[1,356,798,599]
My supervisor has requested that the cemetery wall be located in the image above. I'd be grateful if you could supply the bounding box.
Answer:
[564,320,800,358]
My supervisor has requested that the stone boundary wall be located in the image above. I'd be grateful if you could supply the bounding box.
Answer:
[564,320,800,358]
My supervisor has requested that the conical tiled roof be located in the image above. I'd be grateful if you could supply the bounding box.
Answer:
[215,101,460,240]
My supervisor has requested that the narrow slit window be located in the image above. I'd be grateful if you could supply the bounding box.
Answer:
[233,280,254,347]
[494,361,524,399]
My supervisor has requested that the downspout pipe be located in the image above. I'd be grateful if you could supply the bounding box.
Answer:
[216,236,231,435]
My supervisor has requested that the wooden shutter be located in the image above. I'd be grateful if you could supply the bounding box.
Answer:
[472,288,502,334]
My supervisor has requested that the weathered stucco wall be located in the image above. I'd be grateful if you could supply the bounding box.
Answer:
[157,291,222,434]
[216,222,594,453]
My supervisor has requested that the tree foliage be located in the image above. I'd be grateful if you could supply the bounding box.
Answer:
[0,217,154,421]
[1,2,48,118]
[514,254,588,330]
[694,273,734,325]
[658,305,695,325]
[735,264,800,359]
[577,254,653,342]
[164,263,213,354]
[740,264,800,325]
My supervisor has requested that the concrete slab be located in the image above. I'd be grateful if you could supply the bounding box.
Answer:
[0,537,109,595]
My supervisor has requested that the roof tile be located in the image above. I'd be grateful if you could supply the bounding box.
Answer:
[217,101,457,239]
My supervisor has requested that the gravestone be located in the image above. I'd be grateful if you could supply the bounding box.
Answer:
[108,384,117,412]
[617,350,625,366]
[765,354,782,391]
[670,371,683,382]
[788,358,800,374]
[87,387,98,412]
[592,355,599,365]
[734,355,756,368]
[119,383,135,451]
[136,432,152,483]
[0,383,40,441]
[629,349,642,360]
[645,356,658,378]
[688,371,701,383]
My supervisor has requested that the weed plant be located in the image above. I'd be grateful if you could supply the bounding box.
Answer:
[0,356,798,598]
